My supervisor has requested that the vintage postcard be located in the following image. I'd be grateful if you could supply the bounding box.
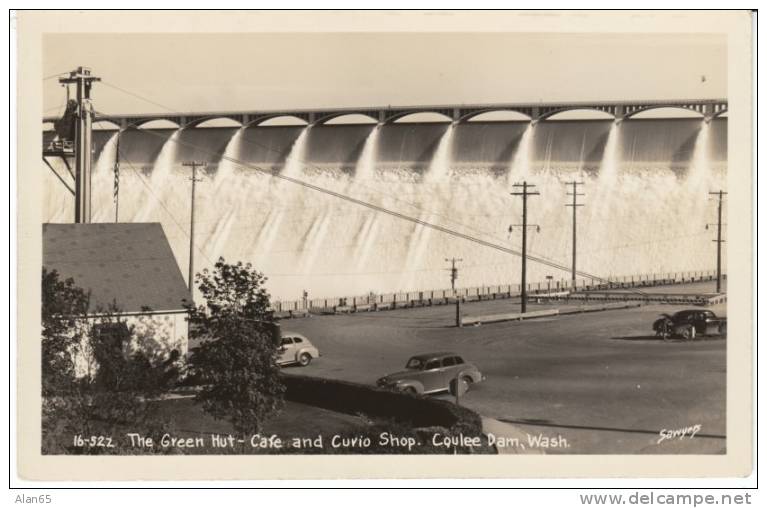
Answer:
[15,10,754,480]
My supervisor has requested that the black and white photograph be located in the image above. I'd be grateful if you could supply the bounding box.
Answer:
[14,9,755,481]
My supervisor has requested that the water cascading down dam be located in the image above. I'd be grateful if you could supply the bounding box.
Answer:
[43,105,727,301]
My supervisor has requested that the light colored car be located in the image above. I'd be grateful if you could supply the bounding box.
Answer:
[277,332,320,366]
[376,352,485,395]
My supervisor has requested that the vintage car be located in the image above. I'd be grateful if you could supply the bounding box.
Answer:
[652,309,727,340]
[376,352,485,395]
[277,332,320,366]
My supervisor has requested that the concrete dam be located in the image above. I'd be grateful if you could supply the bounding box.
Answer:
[42,116,727,300]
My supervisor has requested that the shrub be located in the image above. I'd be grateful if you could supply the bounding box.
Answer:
[41,269,181,454]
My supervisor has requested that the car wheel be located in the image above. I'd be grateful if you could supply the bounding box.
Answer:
[460,376,474,391]
[298,353,312,366]
[681,326,695,341]
[402,386,417,395]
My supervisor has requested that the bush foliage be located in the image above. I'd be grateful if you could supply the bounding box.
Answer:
[41,269,180,454]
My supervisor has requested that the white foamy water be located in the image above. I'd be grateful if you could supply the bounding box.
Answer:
[43,119,727,300]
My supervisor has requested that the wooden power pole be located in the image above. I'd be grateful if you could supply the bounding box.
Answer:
[446,257,464,327]
[445,257,463,291]
[510,181,540,314]
[183,161,206,292]
[565,181,585,287]
[707,190,727,293]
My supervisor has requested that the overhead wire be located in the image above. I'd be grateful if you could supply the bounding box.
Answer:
[82,84,676,288]
[96,80,528,237]
[92,104,691,283]
[43,71,72,81]
[97,119,608,281]
[95,121,215,266]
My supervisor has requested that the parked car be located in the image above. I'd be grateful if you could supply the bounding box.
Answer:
[277,332,320,366]
[376,352,485,395]
[652,309,727,340]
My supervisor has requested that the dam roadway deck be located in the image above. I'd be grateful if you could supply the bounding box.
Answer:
[282,281,726,454]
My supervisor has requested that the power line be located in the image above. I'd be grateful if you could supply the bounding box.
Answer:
[96,121,214,267]
[84,84,636,285]
[89,80,710,251]
[43,71,72,81]
[107,120,610,280]
[100,80,182,115]
[88,84,637,280]
[87,126,669,292]
[92,83,532,248]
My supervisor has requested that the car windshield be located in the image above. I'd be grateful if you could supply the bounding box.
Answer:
[406,358,424,370]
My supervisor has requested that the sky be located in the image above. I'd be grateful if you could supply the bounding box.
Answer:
[43,32,726,117]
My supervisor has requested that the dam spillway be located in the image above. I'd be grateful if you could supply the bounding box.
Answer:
[43,118,727,300]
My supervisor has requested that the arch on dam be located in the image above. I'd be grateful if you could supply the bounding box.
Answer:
[129,117,183,129]
[388,111,454,123]
[315,112,379,125]
[246,114,311,127]
[537,105,619,122]
[543,108,617,121]
[624,105,705,119]
[628,107,704,119]
[458,108,533,122]
[185,116,244,128]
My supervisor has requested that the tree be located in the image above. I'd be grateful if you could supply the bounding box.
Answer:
[187,258,285,435]
[41,269,178,454]
[41,268,91,396]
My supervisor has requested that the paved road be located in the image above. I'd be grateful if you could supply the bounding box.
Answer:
[281,285,726,454]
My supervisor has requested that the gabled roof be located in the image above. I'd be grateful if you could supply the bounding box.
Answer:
[43,223,192,314]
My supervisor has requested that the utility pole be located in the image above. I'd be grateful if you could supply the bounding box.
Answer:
[565,181,585,286]
[445,257,463,291]
[446,257,464,328]
[510,181,540,313]
[183,161,206,292]
[59,67,100,223]
[114,132,120,223]
[707,190,727,293]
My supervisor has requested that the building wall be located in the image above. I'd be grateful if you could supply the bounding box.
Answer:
[71,311,188,378]
[127,312,189,362]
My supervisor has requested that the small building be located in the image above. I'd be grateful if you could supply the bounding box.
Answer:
[43,223,192,367]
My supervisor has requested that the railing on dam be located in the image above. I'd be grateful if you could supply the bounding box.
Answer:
[270,269,725,316]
